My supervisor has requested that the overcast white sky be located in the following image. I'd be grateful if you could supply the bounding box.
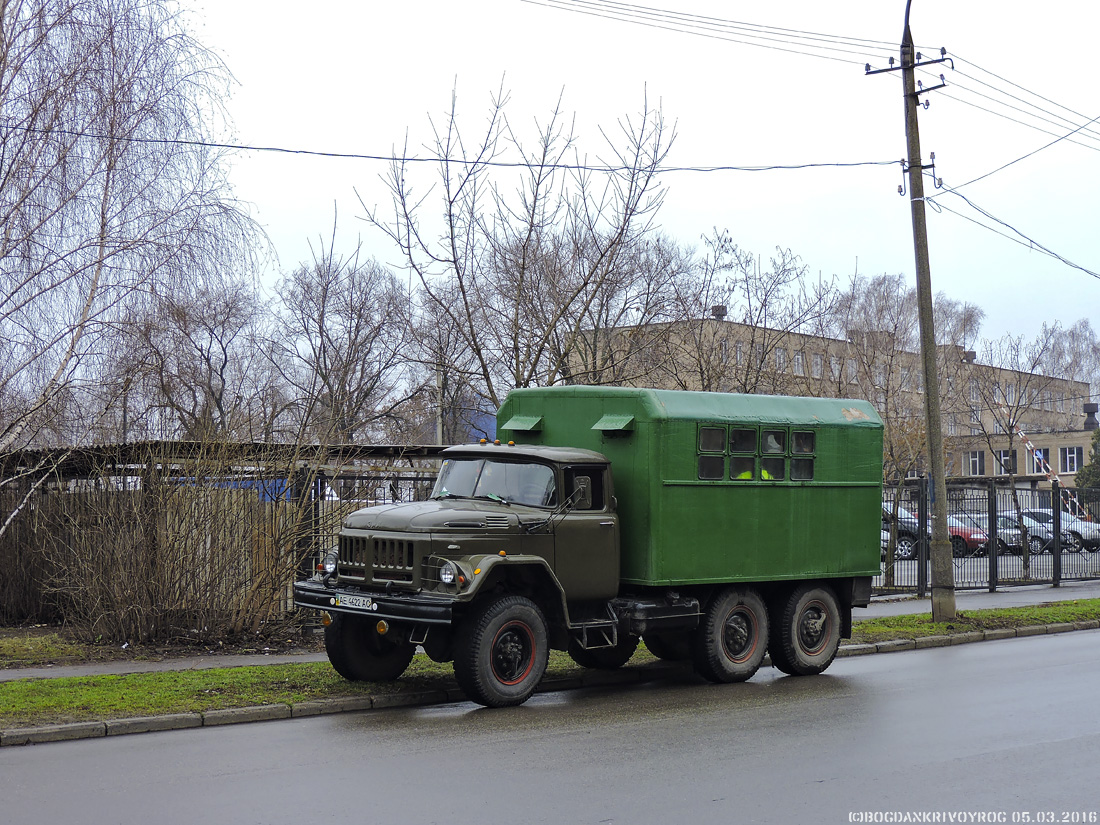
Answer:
[189,0,1098,345]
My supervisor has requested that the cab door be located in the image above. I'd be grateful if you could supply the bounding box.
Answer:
[552,465,620,601]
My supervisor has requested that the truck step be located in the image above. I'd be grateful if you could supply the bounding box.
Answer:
[569,620,618,650]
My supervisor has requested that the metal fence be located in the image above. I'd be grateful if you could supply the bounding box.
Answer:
[879,479,1100,595]
[0,442,442,636]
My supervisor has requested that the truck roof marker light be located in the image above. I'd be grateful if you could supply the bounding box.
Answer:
[499,550,507,556]
[480,438,488,445]
[494,439,501,445]
[508,441,515,446]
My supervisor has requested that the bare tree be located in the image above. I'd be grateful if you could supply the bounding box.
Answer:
[0,0,260,538]
[968,324,1079,576]
[364,86,673,411]
[634,233,838,395]
[270,240,414,443]
[113,280,266,440]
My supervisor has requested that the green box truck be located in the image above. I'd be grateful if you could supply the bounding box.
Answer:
[294,386,883,707]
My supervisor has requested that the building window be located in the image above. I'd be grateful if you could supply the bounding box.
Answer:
[847,358,858,383]
[720,338,729,364]
[1031,448,1049,475]
[947,416,958,436]
[792,351,804,376]
[776,347,788,372]
[830,356,842,382]
[811,352,823,378]
[968,451,985,476]
[900,367,911,391]
[735,341,744,365]
[1061,446,1083,474]
[995,449,1017,475]
[1006,384,1016,404]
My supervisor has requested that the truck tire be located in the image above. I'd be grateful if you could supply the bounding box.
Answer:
[454,595,549,708]
[691,586,769,683]
[768,584,841,676]
[642,631,692,662]
[567,634,639,669]
[324,614,416,682]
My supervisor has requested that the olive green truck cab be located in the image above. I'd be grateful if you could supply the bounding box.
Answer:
[293,386,883,707]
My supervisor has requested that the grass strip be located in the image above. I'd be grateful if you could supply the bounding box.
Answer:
[0,651,612,729]
[847,598,1100,643]
[3,599,1099,729]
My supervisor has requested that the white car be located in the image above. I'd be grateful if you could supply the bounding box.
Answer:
[1021,508,1100,552]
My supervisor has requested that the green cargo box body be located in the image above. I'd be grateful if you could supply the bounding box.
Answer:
[498,386,883,586]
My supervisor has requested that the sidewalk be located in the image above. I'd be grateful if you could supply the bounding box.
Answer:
[3,578,1099,746]
[863,577,1100,617]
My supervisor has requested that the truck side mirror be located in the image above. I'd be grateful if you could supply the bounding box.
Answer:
[574,476,593,510]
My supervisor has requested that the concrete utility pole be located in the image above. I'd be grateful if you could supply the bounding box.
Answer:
[900,1,956,622]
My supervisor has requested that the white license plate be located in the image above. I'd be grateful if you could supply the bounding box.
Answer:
[335,594,373,610]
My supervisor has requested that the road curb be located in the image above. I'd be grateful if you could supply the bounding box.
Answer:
[2,622,1096,747]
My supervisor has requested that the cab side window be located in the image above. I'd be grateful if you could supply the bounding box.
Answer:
[565,467,606,510]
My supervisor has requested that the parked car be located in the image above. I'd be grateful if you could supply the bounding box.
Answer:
[1020,508,1100,553]
[883,503,988,559]
[882,502,927,560]
[963,511,1072,556]
[939,515,989,557]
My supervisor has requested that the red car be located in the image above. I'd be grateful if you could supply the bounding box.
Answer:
[941,515,989,557]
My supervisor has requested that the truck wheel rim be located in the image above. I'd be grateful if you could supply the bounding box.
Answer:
[491,621,535,685]
[797,601,829,655]
[722,607,757,663]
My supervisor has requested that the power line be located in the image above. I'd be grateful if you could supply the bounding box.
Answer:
[926,190,1100,281]
[941,113,1100,192]
[530,1,1100,157]
[0,122,899,175]
[520,0,899,65]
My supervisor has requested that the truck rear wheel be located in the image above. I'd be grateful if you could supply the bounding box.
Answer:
[454,595,549,708]
[768,584,841,676]
[567,634,639,669]
[324,613,416,682]
[691,586,769,683]
[643,631,692,661]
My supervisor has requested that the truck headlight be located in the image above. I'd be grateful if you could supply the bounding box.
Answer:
[322,551,339,574]
[439,561,457,585]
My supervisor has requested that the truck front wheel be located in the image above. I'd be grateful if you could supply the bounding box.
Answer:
[691,586,769,683]
[324,614,416,682]
[768,584,841,676]
[454,595,549,708]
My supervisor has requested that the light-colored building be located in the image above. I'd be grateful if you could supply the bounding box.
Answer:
[571,317,1095,490]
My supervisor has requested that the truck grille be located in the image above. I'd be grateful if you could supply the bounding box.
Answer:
[373,538,415,580]
[338,534,417,584]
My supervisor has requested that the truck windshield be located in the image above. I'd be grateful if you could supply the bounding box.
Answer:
[433,459,557,508]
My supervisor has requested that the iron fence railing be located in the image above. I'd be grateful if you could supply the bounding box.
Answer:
[879,479,1100,596]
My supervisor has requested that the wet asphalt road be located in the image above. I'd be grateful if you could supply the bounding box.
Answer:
[2,629,1098,825]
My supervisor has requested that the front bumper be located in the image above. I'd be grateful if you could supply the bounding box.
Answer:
[293,579,456,625]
